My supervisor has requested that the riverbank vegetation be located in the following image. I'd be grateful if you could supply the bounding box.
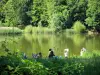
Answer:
[0,48,100,75]
[0,27,22,34]
[0,0,100,33]
[24,25,55,34]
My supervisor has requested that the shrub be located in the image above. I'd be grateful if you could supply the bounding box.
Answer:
[73,21,86,33]
[24,25,32,33]
[1,48,100,75]
[62,62,84,75]
[16,60,48,75]
[0,52,48,75]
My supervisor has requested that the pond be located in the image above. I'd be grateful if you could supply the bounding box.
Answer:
[0,33,100,58]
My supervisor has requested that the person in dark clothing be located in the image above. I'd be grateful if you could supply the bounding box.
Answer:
[48,48,55,58]
[37,52,42,58]
[23,53,27,59]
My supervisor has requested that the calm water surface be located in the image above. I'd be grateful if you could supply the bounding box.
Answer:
[0,33,100,57]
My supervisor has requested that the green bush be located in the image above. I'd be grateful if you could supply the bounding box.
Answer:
[0,49,100,75]
[62,62,84,75]
[24,25,33,33]
[73,21,86,33]
[16,60,48,75]
[0,52,48,75]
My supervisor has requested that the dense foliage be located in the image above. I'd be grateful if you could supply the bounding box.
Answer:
[0,0,100,32]
[0,50,100,75]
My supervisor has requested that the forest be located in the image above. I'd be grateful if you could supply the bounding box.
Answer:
[0,0,100,32]
[1,0,100,75]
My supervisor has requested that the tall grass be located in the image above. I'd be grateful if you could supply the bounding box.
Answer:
[32,27,55,34]
[65,29,75,34]
[24,25,55,34]
[0,27,22,34]
[81,50,100,58]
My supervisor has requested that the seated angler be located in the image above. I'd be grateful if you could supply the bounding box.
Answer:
[48,48,55,58]
[37,52,42,58]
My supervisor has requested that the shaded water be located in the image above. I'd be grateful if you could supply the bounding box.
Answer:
[0,33,100,58]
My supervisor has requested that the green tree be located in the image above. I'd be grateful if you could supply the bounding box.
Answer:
[85,0,100,31]
[0,0,8,25]
[3,0,31,26]
[30,0,48,27]
[46,0,87,30]
[64,0,87,28]
[1,0,100,32]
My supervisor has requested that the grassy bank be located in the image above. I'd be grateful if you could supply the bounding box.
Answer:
[0,27,22,34]
[0,49,100,75]
[24,25,100,35]
[24,25,55,34]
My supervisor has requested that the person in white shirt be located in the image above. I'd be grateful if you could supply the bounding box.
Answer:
[80,47,86,56]
[64,48,69,58]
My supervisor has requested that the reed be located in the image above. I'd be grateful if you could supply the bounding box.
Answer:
[0,27,22,34]
[24,25,55,34]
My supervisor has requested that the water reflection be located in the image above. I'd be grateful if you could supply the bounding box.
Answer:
[19,33,100,57]
[0,33,100,58]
